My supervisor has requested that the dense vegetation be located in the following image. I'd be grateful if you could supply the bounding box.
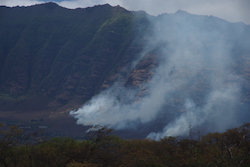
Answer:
[0,123,250,167]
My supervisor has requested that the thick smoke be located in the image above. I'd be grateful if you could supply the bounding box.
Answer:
[70,11,248,140]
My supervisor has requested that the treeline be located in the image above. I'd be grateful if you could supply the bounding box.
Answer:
[0,124,250,167]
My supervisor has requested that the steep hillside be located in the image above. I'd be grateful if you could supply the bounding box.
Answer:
[0,3,249,138]
[68,9,250,139]
[0,3,149,110]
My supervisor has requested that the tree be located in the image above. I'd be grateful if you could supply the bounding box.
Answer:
[0,124,23,167]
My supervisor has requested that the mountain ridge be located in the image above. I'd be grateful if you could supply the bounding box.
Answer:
[0,3,249,138]
[1,2,249,108]
[0,3,149,108]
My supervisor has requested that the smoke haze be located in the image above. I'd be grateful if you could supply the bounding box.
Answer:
[70,11,250,140]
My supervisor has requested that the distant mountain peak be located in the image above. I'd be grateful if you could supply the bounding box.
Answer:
[38,2,59,10]
[175,9,189,15]
[41,2,59,7]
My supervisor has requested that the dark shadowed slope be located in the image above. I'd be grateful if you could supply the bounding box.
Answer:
[0,2,149,109]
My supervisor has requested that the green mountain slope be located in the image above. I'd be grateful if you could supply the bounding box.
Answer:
[0,3,149,109]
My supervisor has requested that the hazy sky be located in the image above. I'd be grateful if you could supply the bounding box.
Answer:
[1,0,249,24]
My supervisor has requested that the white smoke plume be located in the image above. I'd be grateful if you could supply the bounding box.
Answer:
[70,11,248,140]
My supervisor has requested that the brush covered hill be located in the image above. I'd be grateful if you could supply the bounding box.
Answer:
[0,2,149,110]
